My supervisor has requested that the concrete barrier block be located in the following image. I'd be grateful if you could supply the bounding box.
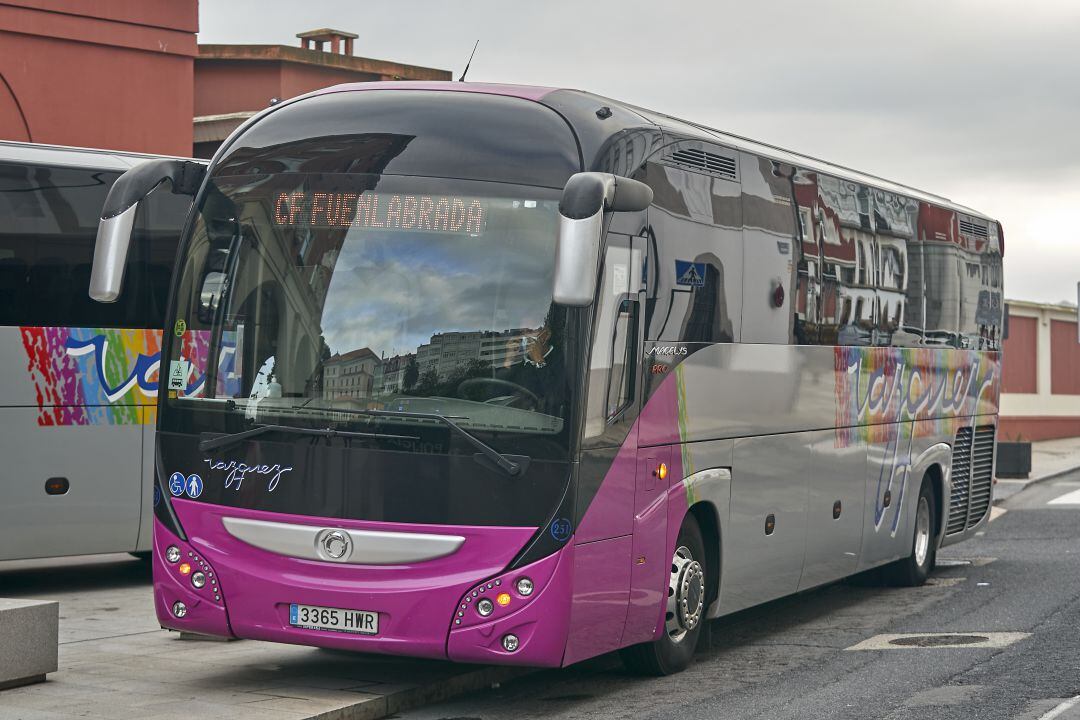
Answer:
[0,598,59,690]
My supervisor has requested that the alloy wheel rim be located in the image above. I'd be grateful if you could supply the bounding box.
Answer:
[914,496,931,567]
[666,544,705,643]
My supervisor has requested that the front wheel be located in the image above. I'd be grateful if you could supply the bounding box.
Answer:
[882,476,937,586]
[620,513,707,675]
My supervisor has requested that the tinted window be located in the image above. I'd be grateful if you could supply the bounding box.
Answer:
[643,161,740,343]
[0,162,188,329]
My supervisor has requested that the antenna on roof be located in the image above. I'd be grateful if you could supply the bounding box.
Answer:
[458,40,479,82]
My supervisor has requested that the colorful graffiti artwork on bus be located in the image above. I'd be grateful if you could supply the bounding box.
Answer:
[20,327,239,426]
[833,346,1000,448]
[20,327,163,426]
[834,346,1000,535]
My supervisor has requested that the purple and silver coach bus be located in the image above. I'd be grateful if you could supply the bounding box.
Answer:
[88,82,1002,674]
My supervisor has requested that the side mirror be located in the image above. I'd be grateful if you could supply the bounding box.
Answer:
[90,159,205,302]
[552,172,652,307]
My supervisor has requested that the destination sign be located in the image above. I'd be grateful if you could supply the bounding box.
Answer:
[272,191,487,235]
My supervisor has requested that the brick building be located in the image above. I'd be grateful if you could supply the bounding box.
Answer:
[0,1,197,156]
[0,4,450,157]
[193,28,450,157]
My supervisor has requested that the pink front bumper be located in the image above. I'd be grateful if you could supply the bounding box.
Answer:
[154,501,572,666]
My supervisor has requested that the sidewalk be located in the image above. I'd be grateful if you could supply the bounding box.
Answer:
[995,436,1080,503]
[0,554,526,720]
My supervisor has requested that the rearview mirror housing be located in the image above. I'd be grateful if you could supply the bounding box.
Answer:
[552,172,652,307]
[90,159,205,303]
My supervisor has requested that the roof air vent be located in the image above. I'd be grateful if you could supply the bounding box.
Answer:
[667,146,738,182]
[958,218,989,239]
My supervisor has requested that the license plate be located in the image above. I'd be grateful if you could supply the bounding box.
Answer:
[289,603,379,635]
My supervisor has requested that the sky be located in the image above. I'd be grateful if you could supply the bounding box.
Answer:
[199,0,1080,305]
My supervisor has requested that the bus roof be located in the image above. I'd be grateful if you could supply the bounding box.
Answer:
[0,139,198,172]
[313,81,995,224]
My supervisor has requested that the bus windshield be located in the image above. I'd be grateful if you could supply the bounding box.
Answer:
[163,172,571,460]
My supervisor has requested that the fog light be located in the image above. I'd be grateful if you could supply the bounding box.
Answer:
[191,572,206,589]
[477,598,494,616]
[165,546,181,563]
[516,577,533,596]
[178,562,191,576]
[172,601,187,618]
[502,634,519,652]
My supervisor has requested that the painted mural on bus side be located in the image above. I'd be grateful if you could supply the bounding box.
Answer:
[19,327,234,426]
[833,346,1001,448]
[20,327,162,425]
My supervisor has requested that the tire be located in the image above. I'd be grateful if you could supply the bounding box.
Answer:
[882,476,937,586]
[620,513,707,675]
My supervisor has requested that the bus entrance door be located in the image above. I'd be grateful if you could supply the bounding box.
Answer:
[622,445,672,646]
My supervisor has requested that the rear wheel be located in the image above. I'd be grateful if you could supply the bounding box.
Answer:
[620,513,707,675]
[882,476,937,586]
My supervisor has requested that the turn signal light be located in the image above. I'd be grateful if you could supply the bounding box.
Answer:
[656,463,668,481]
[496,592,511,607]
[178,562,192,576]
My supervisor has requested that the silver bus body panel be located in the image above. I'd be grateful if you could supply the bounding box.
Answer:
[0,141,197,560]
[643,339,996,615]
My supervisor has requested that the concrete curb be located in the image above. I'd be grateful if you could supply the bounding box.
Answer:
[307,665,534,720]
[995,463,1080,504]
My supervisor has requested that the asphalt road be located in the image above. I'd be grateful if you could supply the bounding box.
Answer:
[406,473,1080,720]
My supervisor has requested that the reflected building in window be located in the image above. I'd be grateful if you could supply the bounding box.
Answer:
[322,347,380,401]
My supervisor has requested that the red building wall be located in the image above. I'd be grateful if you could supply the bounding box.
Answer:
[1002,315,1037,394]
[1050,319,1080,395]
[0,0,197,155]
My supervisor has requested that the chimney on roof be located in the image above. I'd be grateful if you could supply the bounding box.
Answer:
[297,28,359,56]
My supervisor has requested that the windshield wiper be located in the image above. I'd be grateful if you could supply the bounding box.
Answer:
[291,406,525,477]
[199,424,418,454]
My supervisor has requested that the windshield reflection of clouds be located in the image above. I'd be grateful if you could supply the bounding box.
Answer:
[321,209,554,360]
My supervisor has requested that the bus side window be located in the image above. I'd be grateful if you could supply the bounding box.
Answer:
[583,234,641,445]
[606,298,639,423]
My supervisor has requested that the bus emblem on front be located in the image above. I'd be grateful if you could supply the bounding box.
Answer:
[320,530,351,560]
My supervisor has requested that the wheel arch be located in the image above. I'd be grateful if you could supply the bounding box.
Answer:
[910,442,952,549]
[688,500,721,615]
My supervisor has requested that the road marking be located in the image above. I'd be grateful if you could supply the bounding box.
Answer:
[990,506,1008,522]
[1039,696,1080,720]
[846,632,1029,651]
[1048,488,1080,505]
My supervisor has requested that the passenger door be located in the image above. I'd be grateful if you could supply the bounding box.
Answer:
[566,232,647,664]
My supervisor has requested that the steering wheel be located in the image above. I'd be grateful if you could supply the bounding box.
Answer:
[457,377,541,409]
